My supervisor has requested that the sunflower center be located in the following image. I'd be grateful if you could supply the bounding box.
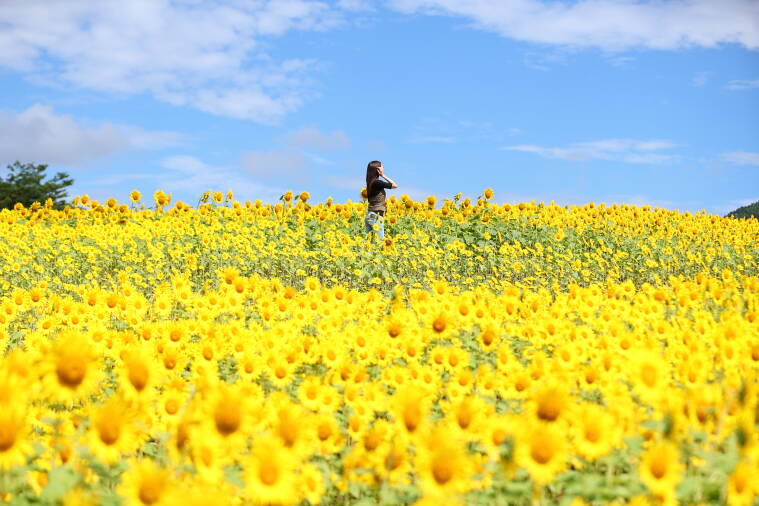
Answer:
[175,422,189,451]
[432,457,454,485]
[259,463,279,485]
[163,356,176,370]
[199,446,213,467]
[57,355,86,388]
[457,408,473,429]
[0,418,18,451]
[584,423,601,443]
[97,417,122,445]
[214,399,241,436]
[317,424,331,441]
[165,399,179,415]
[364,432,381,451]
[433,316,446,333]
[278,417,298,447]
[530,441,554,465]
[734,469,747,493]
[128,362,149,391]
[386,451,402,471]
[650,456,667,479]
[403,404,422,432]
[641,364,657,388]
[537,396,562,422]
[138,474,164,504]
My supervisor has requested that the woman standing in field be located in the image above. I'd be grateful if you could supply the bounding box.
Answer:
[364,160,398,241]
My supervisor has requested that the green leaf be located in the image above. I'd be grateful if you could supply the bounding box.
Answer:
[39,466,79,502]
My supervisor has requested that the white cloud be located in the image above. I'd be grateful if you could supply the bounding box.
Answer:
[0,0,356,123]
[367,141,388,152]
[0,104,179,167]
[282,127,351,151]
[503,138,680,164]
[337,0,376,11]
[410,117,519,144]
[302,152,335,166]
[236,127,352,186]
[523,50,570,71]
[692,71,711,86]
[504,145,592,161]
[324,175,367,192]
[723,151,759,166]
[387,0,759,51]
[607,55,635,67]
[408,136,457,144]
[725,79,759,90]
[155,155,286,202]
[240,148,312,185]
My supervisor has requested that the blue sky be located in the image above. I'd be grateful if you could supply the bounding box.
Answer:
[0,0,757,215]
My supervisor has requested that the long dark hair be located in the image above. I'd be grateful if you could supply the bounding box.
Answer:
[365,160,381,196]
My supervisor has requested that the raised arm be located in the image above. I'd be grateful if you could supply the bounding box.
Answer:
[378,166,398,189]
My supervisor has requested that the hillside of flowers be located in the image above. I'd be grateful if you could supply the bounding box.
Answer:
[0,189,757,505]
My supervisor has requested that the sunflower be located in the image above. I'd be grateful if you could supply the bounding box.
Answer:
[630,349,670,406]
[201,383,253,451]
[483,415,518,475]
[443,395,491,438]
[0,406,32,470]
[515,421,569,486]
[269,397,314,458]
[478,323,500,352]
[243,436,300,505]
[237,352,261,380]
[312,412,343,455]
[638,440,683,501]
[0,363,28,406]
[267,354,296,389]
[571,403,619,461]
[298,463,325,505]
[119,346,160,406]
[727,459,757,506]
[62,488,98,506]
[527,379,573,424]
[166,416,193,465]
[191,435,228,485]
[43,331,102,404]
[297,376,324,412]
[414,424,475,500]
[392,384,432,436]
[86,395,139,465]
[118,458,176,506]
[430,310,450,335]
[150,386,185,441]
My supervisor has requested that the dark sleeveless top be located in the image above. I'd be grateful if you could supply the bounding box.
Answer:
[367,179,392,212]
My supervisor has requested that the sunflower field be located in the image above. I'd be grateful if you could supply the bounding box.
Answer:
[0,188,757,505]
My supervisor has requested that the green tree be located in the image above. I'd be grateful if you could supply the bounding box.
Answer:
[726,200,759,220]
[0,161,74,210]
